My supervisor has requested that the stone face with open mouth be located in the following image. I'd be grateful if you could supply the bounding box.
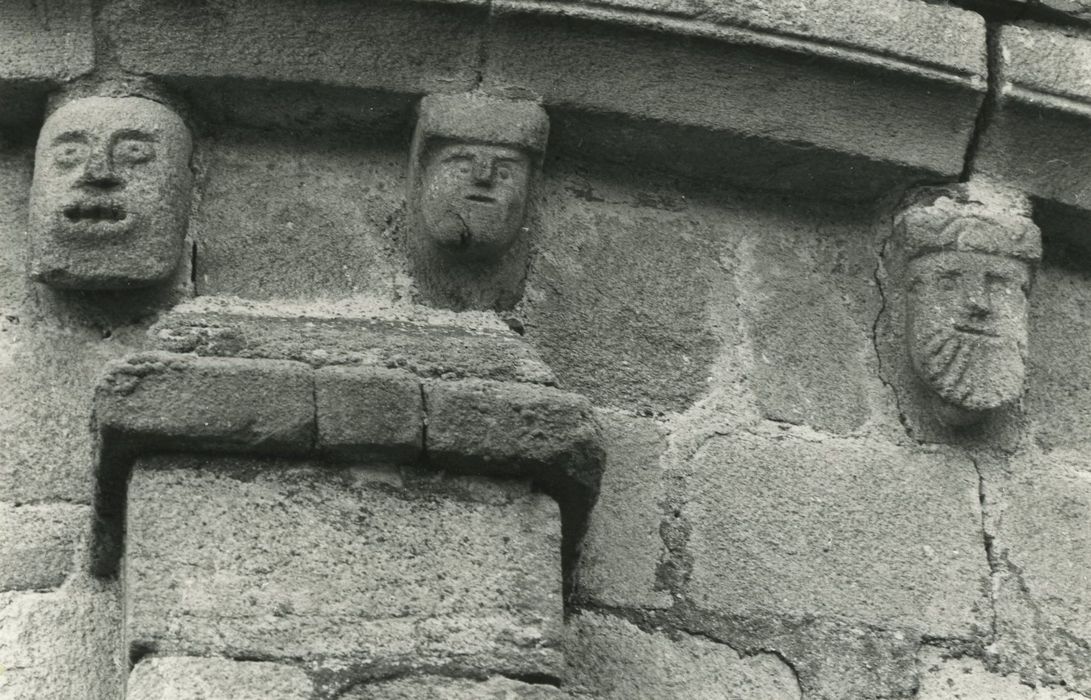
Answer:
[28,96,193,290]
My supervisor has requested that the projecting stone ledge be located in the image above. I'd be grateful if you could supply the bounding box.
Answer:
[98,0,984,199]
[89,350,603,575]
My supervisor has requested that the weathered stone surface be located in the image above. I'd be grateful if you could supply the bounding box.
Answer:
[989,450,1091,696]
[316,366,422,463]
[686,615,920,700]
[0,145,32,308]
[736,227,875,433]
[1026,263,1091,450]
[126,457,563,678]
[342,675,567,699]
[486,0,985,197]
[191,134,405,299]
[1040,0,1091,20]
[575,411,670,609]
[0,0,93,82]
[0,320,141,504]
[128,657,313,699]
[0,503,87,592]
[94,353,315,455]
[677,430,989,637]
[917,646,1085,699]
[104,0,484,94]
[0,585,123,699]
[28,98,194,291]
[424,378,603,488]
[152,299,557,385]
[564,611,801,699]
[975,25,1091,216]
[521,164,726,414]
[408,94,549,311]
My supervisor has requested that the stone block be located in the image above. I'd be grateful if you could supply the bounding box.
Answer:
[1025,264,1091,450]
[94,353,315,456]
[485,0,985,198]
[677,431,990,637]
[917,646,1084,699]
[424,379,603,489]
[0,586,124,699]
[316,366,423,463]
[125,457,563,678]
[0,503,87,592]
[103,0,484,95]
[342,675,568,699]
[736,228,876,433]
[575,411,671,609]
[127,657,313,700]
[989,450,1091,696]
[0,0,93,82]
[152,299,557,386]
[0,320,138,504]
[564,611,801,699]
[190,134,405,299]
[975,25,1091,216]
[521,164,725,414]
[1040,0,1091,20]
[0,145,32,308]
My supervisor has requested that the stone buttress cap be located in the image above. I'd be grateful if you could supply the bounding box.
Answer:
[415,93,550,155]
[896,183,1041,263]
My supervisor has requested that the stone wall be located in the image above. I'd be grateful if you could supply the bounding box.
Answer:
[3,1,1091,698]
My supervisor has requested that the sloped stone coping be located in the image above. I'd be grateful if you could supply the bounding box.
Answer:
[975,24,1091,219]
[89,352,603,577]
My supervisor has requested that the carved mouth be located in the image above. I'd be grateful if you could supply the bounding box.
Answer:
[954,324,999,337]
[63,203,127,223]
[465,193,497,204]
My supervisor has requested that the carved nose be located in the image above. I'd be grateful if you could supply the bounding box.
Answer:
[966,288,992,319]
[77,150,121,189]
[471,159,495,185]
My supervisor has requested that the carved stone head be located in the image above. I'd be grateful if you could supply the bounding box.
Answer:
[409,94,547,263]
[897,183,1040,423]
[28,96,193,289]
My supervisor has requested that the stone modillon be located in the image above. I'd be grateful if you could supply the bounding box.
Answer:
[896,181,1041,426]
[407,93,549,311]
[28,96,194,290]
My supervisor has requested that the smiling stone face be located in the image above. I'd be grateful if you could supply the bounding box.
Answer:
[419,143,531,259]
[28,96,193,289]
[907,250,1031,411]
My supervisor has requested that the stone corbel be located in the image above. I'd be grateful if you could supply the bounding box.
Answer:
[893,180,1041,428]
[406,93,549,311]
[28,95,193,290]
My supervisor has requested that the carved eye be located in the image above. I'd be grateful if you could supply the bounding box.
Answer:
[53,142,90,168]
[986,273,1016,295]
[113,139,156,165]
[496,166,511,181]
[937,270,961,291]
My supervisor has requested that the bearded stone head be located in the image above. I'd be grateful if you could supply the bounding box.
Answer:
[897,183,1040,423]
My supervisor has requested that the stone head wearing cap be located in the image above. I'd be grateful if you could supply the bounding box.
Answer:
[409,93,548,263]
[896,182,1040,423]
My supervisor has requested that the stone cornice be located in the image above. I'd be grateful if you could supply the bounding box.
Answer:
[1,0,988,199]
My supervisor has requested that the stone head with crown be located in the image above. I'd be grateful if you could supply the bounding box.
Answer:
[896,182,1041,425]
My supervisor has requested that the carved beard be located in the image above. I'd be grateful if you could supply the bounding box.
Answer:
[915,326,1025,411]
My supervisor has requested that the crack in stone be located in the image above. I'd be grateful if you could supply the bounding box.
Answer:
[969,452,1000,646]
[871,227,913,438]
